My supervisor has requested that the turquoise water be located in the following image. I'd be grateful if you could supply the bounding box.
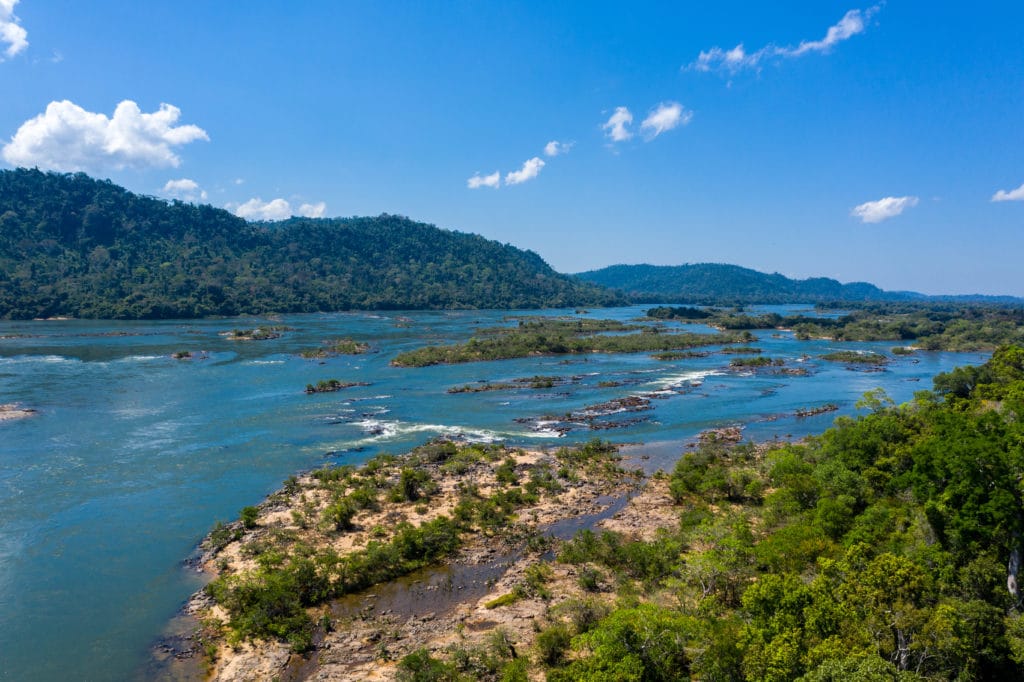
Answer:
[0,306,986,681]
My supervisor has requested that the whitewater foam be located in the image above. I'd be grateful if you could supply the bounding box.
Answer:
[649,368,724,390]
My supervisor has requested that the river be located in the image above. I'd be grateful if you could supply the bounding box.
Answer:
[0,305,986,681]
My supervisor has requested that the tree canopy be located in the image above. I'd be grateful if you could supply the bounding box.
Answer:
[0,169,620,319]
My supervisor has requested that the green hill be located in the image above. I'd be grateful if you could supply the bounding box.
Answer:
[0,169,619,319]
[575,263,911,304]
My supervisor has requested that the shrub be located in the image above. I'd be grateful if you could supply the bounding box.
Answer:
[240,506,259,529]
[577,566,603,592]
[322,498,357,531]
[396,648,460,682]
[535,624,572,665]
[208,521,240,551]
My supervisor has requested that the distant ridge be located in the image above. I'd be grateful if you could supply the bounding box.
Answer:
[0,169,620,319]
[575,263,1022,305]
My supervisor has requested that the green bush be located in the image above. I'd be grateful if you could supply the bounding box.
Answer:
[396,648,461,682]
[535,624,572,665]
[240,506,259,529]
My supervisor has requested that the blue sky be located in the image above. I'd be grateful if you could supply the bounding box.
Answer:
[1,2,1023,295]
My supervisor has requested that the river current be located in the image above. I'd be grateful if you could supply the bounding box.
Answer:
[0,305,986,681]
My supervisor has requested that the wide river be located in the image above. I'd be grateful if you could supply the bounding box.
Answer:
[0,305,986,681]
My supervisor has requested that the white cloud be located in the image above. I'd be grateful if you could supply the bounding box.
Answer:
[992,183,1024,202]
[505,157,545,185]
[851,195,919,223]
[467,171,500,189]
[229,197,326,220]
[640,102,692,139]
[0,0,28,59]
[1,99,209,172]
[692,43,763,74]
[544,140,573,157]
[298,201,326,217]
[234,178,245,185]
[232,198,294,221]
[786,8,873,57]
[602,107,633,142]
[689,6,879,74]
[162,178,207,202]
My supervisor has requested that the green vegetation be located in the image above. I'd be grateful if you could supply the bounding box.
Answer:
[647,302,1024,351]
[392,317,750,367]
[225,325,290,341]
[299,338,370,358]
[304,379,369,394]
[581,263,906,304]
[239,506,259,529]
[203,439,630,652]
[729,356,782,368]
[798,302,1024,350]
[651,350,709,361]
[794,403,839,418]
[719,345,763,354]
[207,517,461,651]
[396,633,524,682]
[533,347,1024,680]
[647,305,713,319]
[447,375,562,393]
[821,350,889,365]
[0,169,620,319]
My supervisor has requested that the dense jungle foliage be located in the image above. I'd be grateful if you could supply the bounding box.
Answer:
[581,264,1021,306]
[397,347,1024,680]
[0,169,619,319]
[648,303,1024,351]
[524,346,1024,680]
[579,263,906,304]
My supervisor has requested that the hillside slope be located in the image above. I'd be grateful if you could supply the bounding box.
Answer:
[576,263,913,304]
[0,169,619,318]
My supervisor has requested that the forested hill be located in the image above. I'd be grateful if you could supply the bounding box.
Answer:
[575,263,913,304]
[0,169,619,319]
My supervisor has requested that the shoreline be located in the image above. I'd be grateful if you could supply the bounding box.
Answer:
[157,439,645,681]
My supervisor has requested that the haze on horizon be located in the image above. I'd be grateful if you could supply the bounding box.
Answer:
[1,2,1022,296]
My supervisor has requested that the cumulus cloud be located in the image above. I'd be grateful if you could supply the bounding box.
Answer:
[851,195,919,223]
[162,178,207,203]
[467,171,500,189]
[298,201,326,217]
[1,99,209,172]
[602,107,633,142]
[544,140,573,157]
[0,0,28,59]
[505,157,545,185]
[229,197,327,220]
[233,198,292,221]
[992,183,1024,202]
[640,102,692,139]
[689,6,879,74]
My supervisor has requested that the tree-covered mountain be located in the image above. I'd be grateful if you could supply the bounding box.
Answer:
[0,169,620,319]
[575,263,916,304]
[578,262,1024,305]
